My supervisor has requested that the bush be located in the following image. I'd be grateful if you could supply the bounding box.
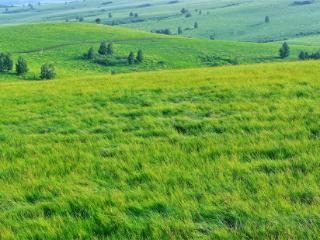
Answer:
[16,57,28,75]
[40,64,56,80]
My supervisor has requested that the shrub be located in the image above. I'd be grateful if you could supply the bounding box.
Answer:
[40,64,56,80]
[16,57,28,75]
[95,18,101,24]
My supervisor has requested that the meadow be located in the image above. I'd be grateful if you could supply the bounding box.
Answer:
[0,60,319,239]
[2,0,320,43]
[0,22,318,83]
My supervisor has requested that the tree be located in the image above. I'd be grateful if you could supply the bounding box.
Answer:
[79,16,84,22]
[128,52,135,65]
[265,16,270,23]
[16,57,28,75]
[0,53,13,72]
[95,18,101,24]
[0,53,5,72]
[107,43,113,55]
[299,51,306,60]
[279,42,290,59]
[40,64,56,80]
[86,47,95,59]
[136,50,143,63]
[194,22,198,29]
[186,12,192,18]
[108,12,112,18]
[98,41,108,55]
[129,12,134,17]
[181,8,188,14]
[178,26,183,35]
[134,13,139,18]
[4,54,13,71]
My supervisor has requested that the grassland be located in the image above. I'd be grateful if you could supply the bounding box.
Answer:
[0,60,320,239]
[0,22,318,83]
[2,0,320,43]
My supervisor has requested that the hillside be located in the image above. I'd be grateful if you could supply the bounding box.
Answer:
[2,0,320,42]
[0,61,319,239]
[0,23,317,82]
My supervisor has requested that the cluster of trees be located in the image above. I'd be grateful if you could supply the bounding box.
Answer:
[85,41,144,66]
[299,51,320,60]
[153,29,172,35]
[177,22,199,35]
[180,8,192,17]
[0,53,55,79]
[129,12,139,18]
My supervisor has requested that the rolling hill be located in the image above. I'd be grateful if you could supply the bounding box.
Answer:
[2,0,320,43]
[0,22,317,83]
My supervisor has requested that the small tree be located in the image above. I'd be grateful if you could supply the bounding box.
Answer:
[299,51,306,60]
[98,41,108,55]
[95,18,101,24]
[107,43,113,55]
[4,54,13,71]
[129,12,134,17]
[134,13,139,18]
[265,16,270,23]
[79,16,84,22]
[0,53,5,72]
[16,57,28,75]
[194,22,198,29]
[178,26,183,35]
[186,13,192,18]
[136,50,143,63]
[128,52,135,65]
[40,64,56,80]
[0,53,13,72]
[279,42,290,59]
[87,47,95,59]
[108,13,112,18]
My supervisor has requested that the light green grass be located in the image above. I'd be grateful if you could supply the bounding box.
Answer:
[0,22,317,83]
[2,0,320,43]
[0,61,320,239]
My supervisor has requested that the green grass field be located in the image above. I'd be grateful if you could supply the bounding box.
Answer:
[1,8,320,239]
[1,60,320,239]
[0,22,318,83]
[2,0,320,43]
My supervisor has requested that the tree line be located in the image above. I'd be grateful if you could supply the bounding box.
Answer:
[0,53,55,80]
[84,41,144,66]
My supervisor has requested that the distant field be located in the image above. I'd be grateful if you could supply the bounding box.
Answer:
[0,61,319,239]
[2,0,320,43]
[0,22,318,83]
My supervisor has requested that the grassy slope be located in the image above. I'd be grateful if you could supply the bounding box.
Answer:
[0,61,319,239]
[2,0,320,43]
[0,23,317,82]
